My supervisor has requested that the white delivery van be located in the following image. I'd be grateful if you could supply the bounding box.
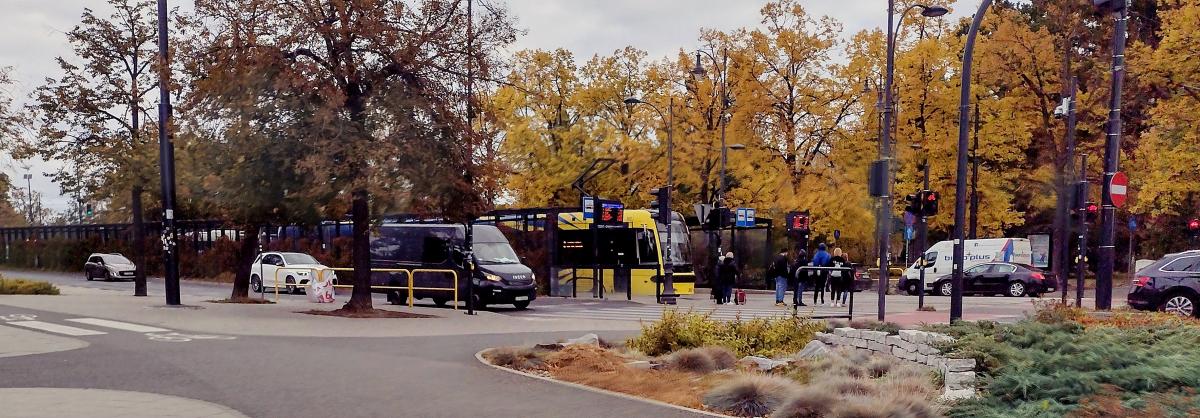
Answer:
[898,238,1033,295]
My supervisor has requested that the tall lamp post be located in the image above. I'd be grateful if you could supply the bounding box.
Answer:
[951,0,994,322]
[156,0,181,306]
[22,173,32,224]
[691,48,732,287]
[878,2,948,321]
[624,97,678,305]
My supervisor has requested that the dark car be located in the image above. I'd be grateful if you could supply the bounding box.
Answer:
[370,224,536,309]
[1128,250,1200,317]
[84,253,137,281]
[932,262,1055,297]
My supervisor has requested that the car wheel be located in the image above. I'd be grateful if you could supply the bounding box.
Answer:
[1161,294,1197,317]
[104,272,113,282]
[251,275,263,293]
[1007,281,1026,297]
[285,276,298,294]
[86,271,94,281]
[938,281,953,297]
[513,301,530,310]
[905,281,920,296]
[471,293,487,310]
[432,298,448,307]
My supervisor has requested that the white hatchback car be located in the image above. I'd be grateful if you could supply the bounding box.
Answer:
[249,252,335,294]
[84,253,137,281]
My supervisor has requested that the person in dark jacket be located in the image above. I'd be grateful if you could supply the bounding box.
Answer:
[716,252,739,304]
[770,251,790,306]
[829,248,849,307]
[791,249,809,307]
[811,243,831,305]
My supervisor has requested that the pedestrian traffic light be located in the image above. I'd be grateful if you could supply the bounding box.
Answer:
[85,203,93,218]
[1189,219,1200,238]
[1085,201,1100,223]
[921,190,940,217]
[904,194,921,215]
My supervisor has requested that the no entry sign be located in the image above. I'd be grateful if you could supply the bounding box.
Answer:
[1109,171,1129,208]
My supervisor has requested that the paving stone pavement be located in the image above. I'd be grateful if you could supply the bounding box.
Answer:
[0,388,249,418]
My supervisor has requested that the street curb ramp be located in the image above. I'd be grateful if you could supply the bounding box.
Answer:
[474,349,731,418]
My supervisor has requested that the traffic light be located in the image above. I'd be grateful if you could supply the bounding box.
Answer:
[1085,201,1100,223]
[787,211,810,232]
[1188,218,1200,238]
[85,203,94,218]
[922,190,940,217]
[904,194,920,215]
[649,187,671,225]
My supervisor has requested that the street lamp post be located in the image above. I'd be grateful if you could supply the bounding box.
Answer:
[878,2,948,321]
[1096,0,1130,311]
[624,97,678,305]
[951,0,994,322]
[692,48,732,289]
[22,174,32,224]
[156,0,181,306]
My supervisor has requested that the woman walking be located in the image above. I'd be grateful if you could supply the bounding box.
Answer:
[829,248,849,307]
[791,249,809,307]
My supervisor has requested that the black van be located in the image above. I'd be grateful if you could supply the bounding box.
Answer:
[370,224,537,309]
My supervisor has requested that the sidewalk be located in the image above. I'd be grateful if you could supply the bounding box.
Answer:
[0,388,248,418]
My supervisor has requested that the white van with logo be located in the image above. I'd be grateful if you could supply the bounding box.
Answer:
[898,238,1033,295]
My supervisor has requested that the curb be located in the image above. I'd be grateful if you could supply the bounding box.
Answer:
[474,348,731,418]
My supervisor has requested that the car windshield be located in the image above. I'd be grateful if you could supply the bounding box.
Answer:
[101,254,132,264]
[474,242,520,265]
[282,253,320,265]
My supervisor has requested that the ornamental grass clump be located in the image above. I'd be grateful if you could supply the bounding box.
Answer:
[484,346,547,371]
[665,348,718,374]
[0,278,60,295]
[703,374,800,417]
[771,387,837,418]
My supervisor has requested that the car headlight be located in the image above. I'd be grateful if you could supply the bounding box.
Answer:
[297,271,309,276]
[483,273,502,282]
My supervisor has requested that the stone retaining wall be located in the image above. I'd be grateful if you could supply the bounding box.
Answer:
[813,328,976,400]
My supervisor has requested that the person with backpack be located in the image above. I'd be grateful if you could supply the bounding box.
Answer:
[770,250,790,307]
[811,243,831,306]
[716,252,739,304]
[791,249,809,307]
[829,248,849,307]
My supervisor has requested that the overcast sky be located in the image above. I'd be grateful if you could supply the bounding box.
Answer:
[0,0,973,212]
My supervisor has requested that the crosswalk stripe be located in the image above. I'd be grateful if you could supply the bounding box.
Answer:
[66,318,169,333]
[8,321,107,336]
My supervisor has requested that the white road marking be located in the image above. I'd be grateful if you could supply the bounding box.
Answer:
[8,321,106,336]
[66,318,170,333]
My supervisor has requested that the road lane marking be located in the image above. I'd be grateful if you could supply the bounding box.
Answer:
[66,318,170,333]
[8,321,106,336]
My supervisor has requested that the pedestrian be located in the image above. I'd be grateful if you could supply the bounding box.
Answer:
[829,248,849,307]
[710,254,726,302]
[791,249,809,307]
[717,252,739,304]
[811,243,831,306]
[770,250,790,307]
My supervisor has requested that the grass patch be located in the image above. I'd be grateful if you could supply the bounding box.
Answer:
[207,297,275,304]
[628,310,825,357]
[546,345,725,409]
[299,308,436,318]
[0,278,60,295]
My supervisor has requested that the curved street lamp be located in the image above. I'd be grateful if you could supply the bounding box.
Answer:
[624,97,678,305]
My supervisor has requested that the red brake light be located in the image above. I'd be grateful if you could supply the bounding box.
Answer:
[1133,276,1152,287]
[1030,272,1045,281]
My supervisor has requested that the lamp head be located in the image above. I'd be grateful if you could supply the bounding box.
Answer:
[728,143,747,150]
[623,97,642,105]
[918,5,950,17]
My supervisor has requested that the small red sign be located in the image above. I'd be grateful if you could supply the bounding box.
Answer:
[1109,172,1128,208]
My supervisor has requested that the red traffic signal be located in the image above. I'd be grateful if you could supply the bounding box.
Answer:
[922,191,939,217]
[1189,219,1200,231]
[1084,201,1100,223]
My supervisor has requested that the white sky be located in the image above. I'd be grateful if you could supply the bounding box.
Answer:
[0,0,975,212]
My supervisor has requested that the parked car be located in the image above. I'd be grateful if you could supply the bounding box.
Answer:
[931,262,1054,297]
[1128,250,1200,317]
[84,253,137,281]
[249,252,335,294]
[371,223,536,309]
[900,238,1035,295]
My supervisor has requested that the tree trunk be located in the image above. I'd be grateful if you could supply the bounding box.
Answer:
[230,223,259,299]
[343,189,373,311]
[132,185,148,297]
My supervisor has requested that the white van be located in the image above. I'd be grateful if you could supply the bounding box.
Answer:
[898,238,1033,295]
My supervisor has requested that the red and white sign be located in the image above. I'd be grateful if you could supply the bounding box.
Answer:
[1109,171,1129,208]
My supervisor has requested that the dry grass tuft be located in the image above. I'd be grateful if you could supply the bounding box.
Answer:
[666,348,719,374]
[546,344,627,373]
[865,357,896,378]
[485,346,547,371]
[827,394,943,418]
[817,376,877,397]
[546,345,723,409]
[772,387,838,418]
[703,374,800,417]
[699,346,738,370]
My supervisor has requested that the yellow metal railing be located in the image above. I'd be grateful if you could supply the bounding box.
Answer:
[271,267,458,310]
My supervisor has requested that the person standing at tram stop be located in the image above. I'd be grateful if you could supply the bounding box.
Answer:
[791,249,809,307]
[829,248,849,308]
[717,252,739,304]
[811,243,832,306]
[770,250,791,307]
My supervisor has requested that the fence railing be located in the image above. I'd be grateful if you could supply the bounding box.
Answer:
[270,267,458,310]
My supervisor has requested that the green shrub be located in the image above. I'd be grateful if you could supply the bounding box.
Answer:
[628,310,825,358]
[0,278,60,295]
